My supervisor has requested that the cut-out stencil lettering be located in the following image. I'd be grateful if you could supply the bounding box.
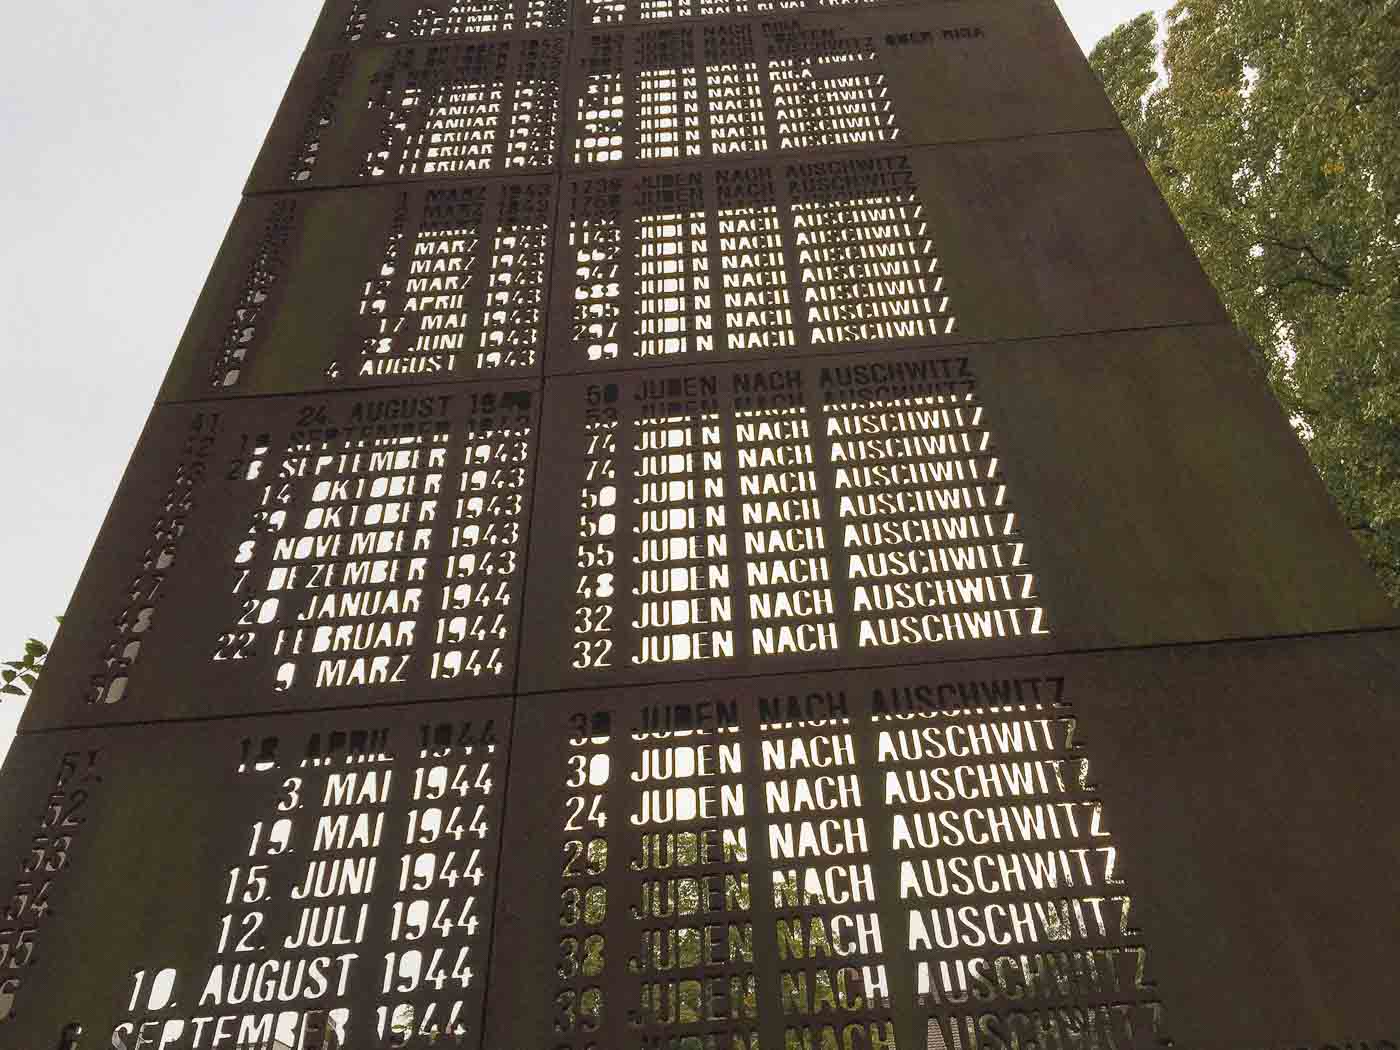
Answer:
[547,354,1043,689]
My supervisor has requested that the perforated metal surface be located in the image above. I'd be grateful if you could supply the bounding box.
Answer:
[259,0,1122,194]
[544,141,1224,374]
[519,332,1394,694]
[493,672,1167,1050]
[8,0,1400,1042]
[26,384,537,731]
[558,3,1115,168]
[305,0,1070,43]
[569,0,950,30]
[312,0,574,47]
[170,136,1222,402]
[249,37,567,192]
[45,324,1391,734]
[524,350,1053,690]
[5,635,1400,1050]
[0,698,512,1050]
[488,634,1400,1050]
[161,180,554,401]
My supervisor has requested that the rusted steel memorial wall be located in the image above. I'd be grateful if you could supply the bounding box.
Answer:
[4,1,1400,1049]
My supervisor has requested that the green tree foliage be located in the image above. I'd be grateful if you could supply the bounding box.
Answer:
[1087,12,1161,146]
[1090,0,1400,602]
[2,638,47,698]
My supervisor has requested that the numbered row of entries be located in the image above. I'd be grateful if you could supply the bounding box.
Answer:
[260,0,1106,191]
[3,632,1399,1049]
[168,138,1221,400]
[28,332,1390,731]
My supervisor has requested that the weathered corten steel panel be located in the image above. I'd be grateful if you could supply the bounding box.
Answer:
[0,698,512,1050]
[519,329,1393,694]
[3,636,1398,1049]
[308,0,1034,38]
[522,348,1058,690]
[565,0,988,31]
[166,139,1220,403]
[556,1,1116,168]
[158,179,553,402]
[24,384,537,732]
[309,0,574,49]
[247,35,568,193]
[486,631,1400,1050]
[288,0,1107,183]
[7,0,1400,1040]
[544,141,1224,375]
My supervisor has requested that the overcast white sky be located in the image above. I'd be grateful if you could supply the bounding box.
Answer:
[0,0,1152,759]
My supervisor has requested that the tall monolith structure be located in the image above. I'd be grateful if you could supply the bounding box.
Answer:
[3,1,1398,1048]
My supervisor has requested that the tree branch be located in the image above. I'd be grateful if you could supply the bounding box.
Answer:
[1269,274,1348,295]
[1261,238,1353,286]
